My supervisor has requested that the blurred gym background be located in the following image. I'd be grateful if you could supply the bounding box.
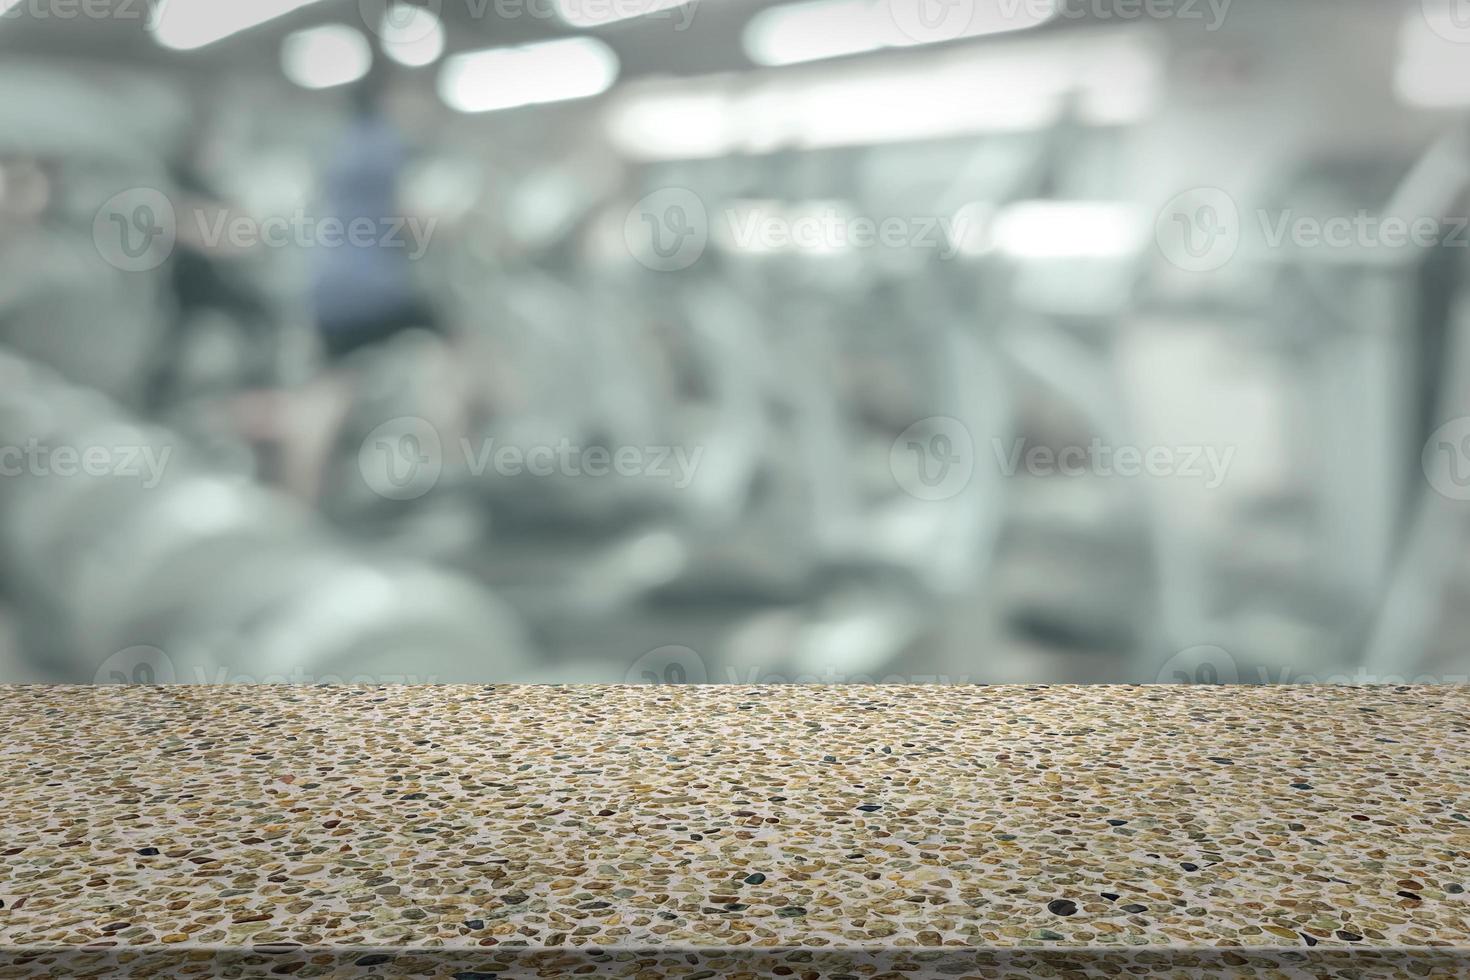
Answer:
[3,0,1470,686]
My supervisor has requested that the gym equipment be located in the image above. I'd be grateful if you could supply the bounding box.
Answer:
[0,349,534,683]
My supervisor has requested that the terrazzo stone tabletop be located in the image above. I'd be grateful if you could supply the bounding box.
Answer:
[1,684,1467,978]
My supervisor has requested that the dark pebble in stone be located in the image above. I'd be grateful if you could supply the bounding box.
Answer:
[1397,891,1422,901]
[1037,929,1065,940]
[724,903,749,911]
[822,755,837,763]
[402,793,428,800]
[1106,819,1128,826]
[1288,823,1306,831]
[658,912,678,920]
[1207,757,1233,765]
[1122,904,1148,913]
[777,906,808,917]
[1101,893,1119,901]
[1291,783,1313,790]
[1180,863,1199,872]
[1336,930,1363,942]
[1046,900,1078,916]
[1301,933,1318,946]
[856,804,882,812]
[744,873,766,884]
[581,901,611,910]
[464,919,484,930]
[453,973,497,980]
[1448,884,1465,894]
[501,893,529,905]
[354,955,392,966]
[136,848,160,856]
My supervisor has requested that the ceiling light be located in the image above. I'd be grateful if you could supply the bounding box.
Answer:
[743,0,1057,67]
[438,37,619,113]
[281,24,373,90]
[380,4,446,67]
[153,0,324,51]
[552,0,692,29]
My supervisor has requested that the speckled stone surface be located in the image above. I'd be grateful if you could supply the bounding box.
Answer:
[0,685,1467,978]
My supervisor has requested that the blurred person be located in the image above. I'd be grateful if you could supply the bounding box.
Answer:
[270,60,465,505]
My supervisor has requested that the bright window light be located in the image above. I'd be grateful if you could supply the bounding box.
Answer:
[991,201,1144,259]
[153,0,324,51]
[438,37,619,113]
[552,0,692,29]
[281,25,374,90]
[380,4,446,67]
[1396,4,1470,107]
[744,0,1057,67]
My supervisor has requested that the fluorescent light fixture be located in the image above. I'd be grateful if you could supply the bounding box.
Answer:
[991,201,1144,259]
[744,0,881,66]
[438,37,619,113]
[744,0,1057,67]
[153,0,323,51]
[281,25,373,90]
[552,0,691,29]
[604,86,738,160]
[380,4,446,67]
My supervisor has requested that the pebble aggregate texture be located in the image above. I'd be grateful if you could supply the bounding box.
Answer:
[0,684,1467,979]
